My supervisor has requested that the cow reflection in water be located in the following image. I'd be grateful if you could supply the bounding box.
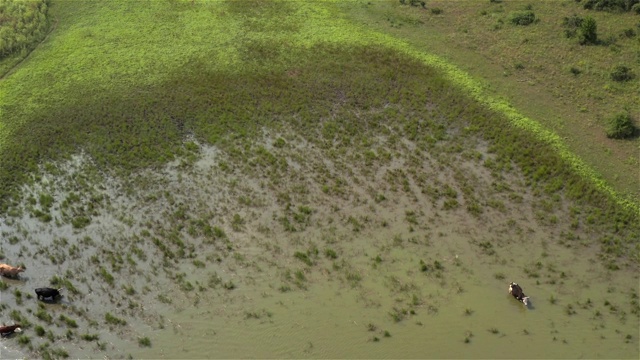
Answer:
[509,282,530,307]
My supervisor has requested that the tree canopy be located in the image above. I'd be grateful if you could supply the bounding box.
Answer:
[0,0,50,58]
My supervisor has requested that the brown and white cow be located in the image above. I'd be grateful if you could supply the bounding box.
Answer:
[0,263,25,278]
[509,282,530,306]
[0,324,22,337]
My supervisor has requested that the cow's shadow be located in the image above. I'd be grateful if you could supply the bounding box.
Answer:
[0,331,20,339]
[37,297,67,305]
[1,276,27,284]
[526,300,535,310]
[507,294,534,310]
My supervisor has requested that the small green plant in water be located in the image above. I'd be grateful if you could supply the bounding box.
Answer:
[138,337,152,347]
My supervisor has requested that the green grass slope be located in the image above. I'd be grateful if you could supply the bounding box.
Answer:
[0,0,637,262]
[344,0,640,200]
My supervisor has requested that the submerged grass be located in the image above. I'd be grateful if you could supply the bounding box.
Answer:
[0,0,637,274]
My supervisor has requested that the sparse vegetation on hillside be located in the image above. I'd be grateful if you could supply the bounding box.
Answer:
[581,0,640,12]
[345,0,639,202]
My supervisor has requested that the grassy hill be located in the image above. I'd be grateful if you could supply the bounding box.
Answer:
[346,0,640,200]
[0,0,636,267]
[0,0,635,211]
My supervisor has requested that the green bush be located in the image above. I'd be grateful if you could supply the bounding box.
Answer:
[583,0,639,12]
[0,0,51,58]
[563,14,583,38]
[579,16,598,44]
[633,3,640,13]
[508,10,537,25]
[610,65,635,81]
[399,0,426,8]
[606,113,637,139]
[621,28,636,38]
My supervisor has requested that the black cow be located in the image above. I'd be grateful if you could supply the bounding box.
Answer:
[509,282,530,306]
[35,287,62,301]
[0,324,22,337]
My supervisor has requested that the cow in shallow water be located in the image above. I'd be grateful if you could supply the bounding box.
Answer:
[0,324,22,337]
[0,264,24,278]
[509,282,530,306]
[35,287,63,301]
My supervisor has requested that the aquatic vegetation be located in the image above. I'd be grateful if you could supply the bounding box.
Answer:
[80,333,99,342]
[104,312,127,326]
[138,337,152,348]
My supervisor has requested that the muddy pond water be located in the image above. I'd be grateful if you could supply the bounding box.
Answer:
[129,223,638,359]
[0,141,638,359]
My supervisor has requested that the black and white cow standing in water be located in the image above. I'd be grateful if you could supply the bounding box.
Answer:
[509,282,530,306]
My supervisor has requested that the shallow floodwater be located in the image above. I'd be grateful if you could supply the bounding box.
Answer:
[128,220,638,359]
[0,142,637,359]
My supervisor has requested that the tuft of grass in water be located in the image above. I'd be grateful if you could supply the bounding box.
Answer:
[104,312,127,326]
[59,314,79,328]
[35,325,46,337]
[464,308,474,316]
[324,248,338,259]
[80,334,99,342]
[138,337,152,347]
[294,251,314,266]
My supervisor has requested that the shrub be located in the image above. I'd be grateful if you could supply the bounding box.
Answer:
[509,10,536,25]
[621,28,636,38]
[0,0,51,58]
[583,0,639,12]
[431,8,443,14]
[399,0,426,8]
[633,3,640,13]
[606,113,637,139]
[563,14,583,38]
[610,65,635,82]
[579,16,598,44]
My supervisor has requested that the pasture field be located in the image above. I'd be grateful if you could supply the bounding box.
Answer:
[345,0,640,200]
[0,0,638,359]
